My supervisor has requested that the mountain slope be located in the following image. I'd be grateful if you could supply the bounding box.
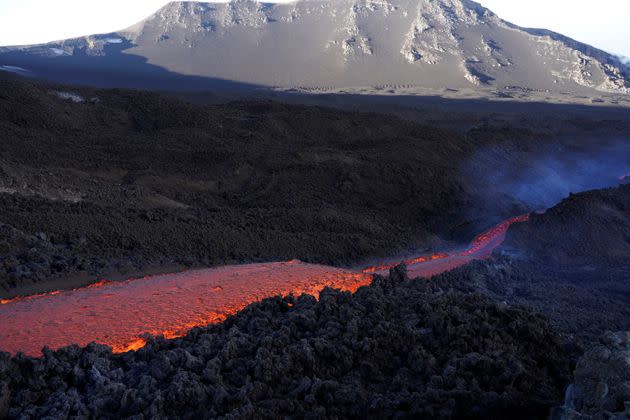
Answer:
[0,0,628,96]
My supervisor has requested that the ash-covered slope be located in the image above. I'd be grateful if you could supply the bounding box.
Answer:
[0,0,628,96]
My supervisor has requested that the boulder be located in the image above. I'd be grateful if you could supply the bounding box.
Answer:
[559,332,630,418]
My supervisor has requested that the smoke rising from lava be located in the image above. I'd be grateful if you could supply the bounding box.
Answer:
[466,138,630,211]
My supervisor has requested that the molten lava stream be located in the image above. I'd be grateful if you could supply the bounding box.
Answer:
[0,262,372,356]
[362,214,530,278]
[0,214,531,357]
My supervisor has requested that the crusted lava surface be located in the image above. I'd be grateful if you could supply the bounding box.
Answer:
[0,266,570,419]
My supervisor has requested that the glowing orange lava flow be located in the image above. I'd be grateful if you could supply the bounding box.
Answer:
[362,253,449,274]
[0,215,531,357]
[362,214,530,278]
[0,262,372,356]
[461,214,530,257]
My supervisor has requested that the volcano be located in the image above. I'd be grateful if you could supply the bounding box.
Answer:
[0,0,628,97]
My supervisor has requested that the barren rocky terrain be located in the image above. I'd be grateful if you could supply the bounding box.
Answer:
[0,0,628,417]
[430,184,630,347]
[1,182,629,419]
[0,75,629,418]
[1,77,628,298]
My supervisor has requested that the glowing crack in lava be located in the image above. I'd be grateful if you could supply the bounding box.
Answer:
[0,216,530,356]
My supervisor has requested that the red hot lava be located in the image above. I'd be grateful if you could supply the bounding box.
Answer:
[363,214,530,277]
[0,263,371,356]
[0,215,530,356]
[461,214,530,257]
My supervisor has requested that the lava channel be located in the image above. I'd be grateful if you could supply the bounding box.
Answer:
[362,214,530,278]
[0,215,530,356]
[0,262,371,356]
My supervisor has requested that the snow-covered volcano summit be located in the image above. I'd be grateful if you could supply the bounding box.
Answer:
[1,0,628,96]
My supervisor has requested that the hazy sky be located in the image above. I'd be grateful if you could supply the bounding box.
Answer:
[0,0,628,57]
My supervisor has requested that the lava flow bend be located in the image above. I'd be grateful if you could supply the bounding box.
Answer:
[363,214,530,278]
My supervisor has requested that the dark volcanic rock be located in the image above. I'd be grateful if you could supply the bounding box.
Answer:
[1,77,627,296]
[0,78,497,294]
[503,184,630,268]
[553,331,630,419]
[0,267,571,419]
[429,184,630,347]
